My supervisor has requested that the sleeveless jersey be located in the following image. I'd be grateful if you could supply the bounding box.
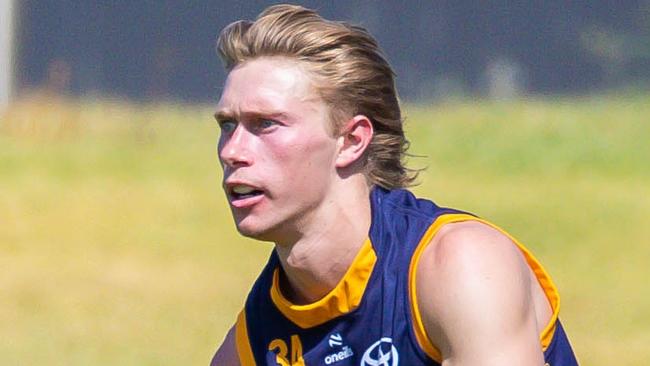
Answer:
[233,187,578,365]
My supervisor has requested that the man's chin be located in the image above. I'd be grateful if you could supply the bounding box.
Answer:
[233,213,293,243]
[235,221,277,242]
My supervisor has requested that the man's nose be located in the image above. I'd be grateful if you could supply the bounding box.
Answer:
[219,125,253,168]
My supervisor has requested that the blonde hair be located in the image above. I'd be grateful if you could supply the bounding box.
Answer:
[216,4,417,189]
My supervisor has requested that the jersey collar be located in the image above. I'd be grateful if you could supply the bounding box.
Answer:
[269,238,377,329]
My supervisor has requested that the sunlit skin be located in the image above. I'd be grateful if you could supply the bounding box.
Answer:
[216,57,338,243]
[215,57,373,303]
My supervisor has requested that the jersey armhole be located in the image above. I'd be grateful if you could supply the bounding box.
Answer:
[408,213,562,363]
[235,309,256,366]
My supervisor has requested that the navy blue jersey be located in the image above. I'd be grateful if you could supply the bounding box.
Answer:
[233,187,578,365]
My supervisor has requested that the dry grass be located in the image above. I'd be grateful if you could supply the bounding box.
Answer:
[1,94,648,364]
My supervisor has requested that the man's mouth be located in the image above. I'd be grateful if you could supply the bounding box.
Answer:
[229,184,264,201]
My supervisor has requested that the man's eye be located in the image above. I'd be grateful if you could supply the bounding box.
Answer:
[259,119,277,129]
[219,120,237,133]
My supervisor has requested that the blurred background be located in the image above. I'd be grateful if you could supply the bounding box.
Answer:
[4,1,650,102]
[1,1,649,365]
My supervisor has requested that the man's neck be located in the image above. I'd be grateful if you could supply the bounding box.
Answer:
[274,182,372,304]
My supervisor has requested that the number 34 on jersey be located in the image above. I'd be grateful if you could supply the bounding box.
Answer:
[268,335,304,366]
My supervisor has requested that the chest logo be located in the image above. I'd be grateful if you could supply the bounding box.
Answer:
[360,337,399,366]
[329,333,343,347]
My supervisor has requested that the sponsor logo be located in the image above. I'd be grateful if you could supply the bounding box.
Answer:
[324,333,354,364]
[360,337,399,366]
[324,346,354,365]
[329,333,343,348]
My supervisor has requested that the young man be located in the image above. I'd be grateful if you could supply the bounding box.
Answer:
[211,4,577,366]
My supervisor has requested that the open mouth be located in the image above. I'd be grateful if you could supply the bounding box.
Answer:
[229,184,264,201]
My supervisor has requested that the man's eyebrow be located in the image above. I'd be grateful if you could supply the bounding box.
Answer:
[214,110,290,122]
[213,110,233,122]
[251,111,290,121]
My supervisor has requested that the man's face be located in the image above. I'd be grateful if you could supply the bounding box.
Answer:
[215,57,340,242]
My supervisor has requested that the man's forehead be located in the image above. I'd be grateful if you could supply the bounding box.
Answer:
[216,58,323,113]
[216,87,296,115]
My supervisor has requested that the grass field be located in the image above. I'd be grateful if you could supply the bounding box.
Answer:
[1,94,649,365]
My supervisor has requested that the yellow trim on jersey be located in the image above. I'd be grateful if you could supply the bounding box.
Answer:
[408,214,461,362]
[235,310,256,366]
[270,238,377,329]
[408,213,561,363]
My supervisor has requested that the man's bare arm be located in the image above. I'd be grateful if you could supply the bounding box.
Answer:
[210,326,240,366]
[416,221,546,366]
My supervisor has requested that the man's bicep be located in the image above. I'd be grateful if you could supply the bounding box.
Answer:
[416,221,545,366]
[211,326,240,366]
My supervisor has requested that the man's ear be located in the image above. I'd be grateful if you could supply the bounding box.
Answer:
[335,115,373,168]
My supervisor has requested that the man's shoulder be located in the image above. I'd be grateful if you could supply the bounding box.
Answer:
[415,220,546,362]
[211,326,240,366]
[429,220,525,266]
[419,220,532,302]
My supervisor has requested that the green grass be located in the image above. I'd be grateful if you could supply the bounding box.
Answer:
[1,94,648,365]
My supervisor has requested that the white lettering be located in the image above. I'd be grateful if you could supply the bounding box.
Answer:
[324,346,354,364]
